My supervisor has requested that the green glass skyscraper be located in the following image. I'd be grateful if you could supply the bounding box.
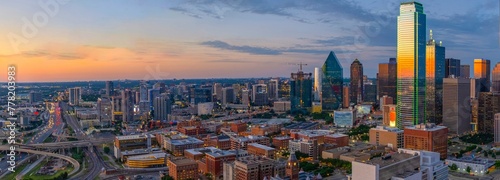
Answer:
[396,2,426,128]
[322,51,343,111]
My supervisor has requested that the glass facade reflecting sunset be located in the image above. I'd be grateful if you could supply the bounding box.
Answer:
[493,63,500,93]
[426,31,445,125]
[397,2,426,128]
[474,59,491,92]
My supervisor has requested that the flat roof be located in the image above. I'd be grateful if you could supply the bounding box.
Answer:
[325,133,348,138]
[127,153,166,161]
[121,148,162,156]
[184,147,219,155]
[361,153,418,168]
[446,157,495,166]
[404,124,447,131]
[116,134,156,140]
[206,149,236,158]
[248,143,275,151]
[169,137,204,146]
[169,158,197,166]
[273,136,291,140]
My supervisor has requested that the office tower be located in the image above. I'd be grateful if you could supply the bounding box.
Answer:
[380,95,394,107]
[314,67,322,102]
[285,152,299,180]
[222,87,234,105]
[383,105,397,127]
[252,84,268,106]
[471,98,479,131]
[350,59,364,104]
[369,126,404,150]
[478,92,500,134]
[153,82,166,93]
[28,91,42,104]
[190,88,212,105]
[426,30,445,125]
[460,65,470,78]
[396,2,426,128]
[492,63,500,93]
[404,123,448,159]
[495,113,500,146]
[97,98,112,127]
[470,78,481,99]
[474,59,491,92]
[352,149,448,180]
[445,58,460,78]
[363,84,377,103]
[105,81,114,97]
[152,94,171,121]
[377,58,397,103]
[268,79,279,100]
[111,96,122,122]
[138,81,150,114]
[442,78,471,135]
[68,87,81,106]
[290,67,313,113]
[121,89,134,122]
[232,84,242,103]
[241,89,250,106]
[213,83,223,101]
[322,51,343,111]
[342,86,349,108]
[278,80,290,98]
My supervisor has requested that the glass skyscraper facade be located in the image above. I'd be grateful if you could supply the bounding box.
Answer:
[396,2,426,128]
[445,58,461,78]
[377,58,397,103]
[322,51,343,111]
[474,59,491,92]
[290,70,313,113]
[426,30,445,125]
[493,63,500,93]
[350,59,363,105]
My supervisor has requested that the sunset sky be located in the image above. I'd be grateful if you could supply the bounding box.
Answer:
[0,0,499,82]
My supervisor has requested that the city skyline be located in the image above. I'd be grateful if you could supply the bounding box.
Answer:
[0,0,498,82]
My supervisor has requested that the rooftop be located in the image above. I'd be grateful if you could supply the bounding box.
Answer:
[184,147,220,156]
[169,158,197,166]
[404,123,447,131]
[361,152,418,168]
[121,148,162,156]
[127,153,166,161]
[325,133,348,138]
[169,136,204,146]
[446,157,495,166]
[371,126,404,133]
[116,134,156,141]
[248,143,275,151]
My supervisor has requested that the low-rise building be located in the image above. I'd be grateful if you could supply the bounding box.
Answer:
[369,126,404,150]
[321,147,349,159]
[323,133,349,147]
[445,157,494,176]
[289,139,318,160]
[339,152,370,162]
[125,153,166,168]
[164,133,204,156]
[272,136,292,150]
[167,158,199,180]
[247,143,276,159]
[230,135,270,150]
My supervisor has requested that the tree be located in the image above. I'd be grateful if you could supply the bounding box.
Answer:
[484,150,489,157]
[2,139,7,144]
[466,166,471,173]
[493,153,497,159]
[495,161,500,169]
[104,146,110,154]
[450,164,458,171]
[162,175,174,180]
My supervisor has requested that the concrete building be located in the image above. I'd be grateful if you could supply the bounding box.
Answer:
[222,87,235,105]
[369,126,404,150]
[495,113,500,146]
[478,92,500,134]
[252,84,268,106]
[334,109,356,128]
[167,158,199,180]
[234,156,277,180]
[197,102,214,115]
[321,147,349,159]
[125,153,166,168]
[230,135,270,150]
[247,143,276,159]
[323,134,349,148]
[113,134,158,159]
[352,148,448,180]
[379,95,394,107]
[163,134,204,156]
[68,87,81,106]
[442,77,471,135]
[201,149,237,179]
[273,101,291,113]
[382,105,397,127]
[272,136,292,151]
[223,161,236,180]
[339,152,370,162]
[289,139,318,160]
[404,123,448,159]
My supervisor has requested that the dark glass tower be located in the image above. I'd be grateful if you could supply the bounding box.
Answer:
[322,51,343,111]
[350,59,363,105]
[445,58,460,78]
[290,68,313,113]
[377,58,397,103]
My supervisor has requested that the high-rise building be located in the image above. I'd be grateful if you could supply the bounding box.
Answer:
[342,86,349,108]
[252,84,268,106]
[139,81,148,101]
[314,67,322,102]
[382,105,397,127]
[190,88,211,105]
[426,30,445,125]
[363,84,377,103]
[478,92,500,134]
[290,67,313,113]
[105,81,114,97]
[322,51,343,111]
[445,58,460,78]
[28,91,42,104]
[460,65,470,78]
[241,89,250,106]
[278,80,290,99]
[404,123,448,159]
[152,94,171,121]
[111,96,122,122]
[471,98,479,132]
[377,58,397,103]
[97,98,112,127]
[350,59,363,104]
[396,2,426,128]
[369,126,404,150]
[492,63,500,93]
[121,89,134,122]
[268,79,279,101]
[148,88,161,107]
[379,95,394,107]
[222,87,235,105]
[494,113,500,146]
[442,78,471,135]
[474,59,491,92]
[68,87,81,106]
[285,152,299,180]
[214,83,223,101]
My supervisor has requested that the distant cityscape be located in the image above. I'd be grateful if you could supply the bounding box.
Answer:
[1,1,500,180]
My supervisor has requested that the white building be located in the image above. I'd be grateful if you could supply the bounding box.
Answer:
[445,157,494,176]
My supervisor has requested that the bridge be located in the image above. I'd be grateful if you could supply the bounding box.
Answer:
[0,146,80,177]
[6,138,114,150]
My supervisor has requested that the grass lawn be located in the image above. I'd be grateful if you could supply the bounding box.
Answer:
[23,160,74,180]
[43,136,54,143]
[102,155,109,161]
[3,163,29,180]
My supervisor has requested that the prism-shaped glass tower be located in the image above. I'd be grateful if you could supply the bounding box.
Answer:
[322,51,343,112]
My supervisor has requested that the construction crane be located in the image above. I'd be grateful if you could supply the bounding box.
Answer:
[288,62,308,72]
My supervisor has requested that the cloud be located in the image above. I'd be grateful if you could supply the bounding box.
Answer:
[206,59,254,63]
[200,40,282,55]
